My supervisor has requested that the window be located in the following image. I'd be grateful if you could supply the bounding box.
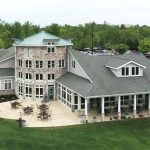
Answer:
[48,47,55,53]
[72,60,76,68]
[36,61,43,68]
[59,60,65,68]
[18,83,23,96]
[36,74,43,80]
[4,80,12,90]
[132,67,139,75]
[122,67,129,76]
[26,84,32,97]
[57,84,61,101]
[36,85,43,98]
[136,67,139,75]
[48,42,55,45]
[126,67,129,75]
[122,67,125,76]
[66,89,72,108]
[132,67,135,75]
[26,60,32,68]
[18,72,22,78]
[18,59,22,67]
[62,86,66,103]
[26,73,32,80]
[48,61,55,68]
[48,74,55,80]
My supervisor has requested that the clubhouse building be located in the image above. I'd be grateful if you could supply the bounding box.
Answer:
[0,31,150,121]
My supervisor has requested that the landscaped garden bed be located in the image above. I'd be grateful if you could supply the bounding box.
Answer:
[0,94,18,103]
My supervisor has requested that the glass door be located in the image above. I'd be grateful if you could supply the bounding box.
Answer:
[48,85,54,100]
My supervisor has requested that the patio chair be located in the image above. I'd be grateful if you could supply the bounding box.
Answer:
[43,115,48,120]
[36,103,40,109]
[36,112,41,119]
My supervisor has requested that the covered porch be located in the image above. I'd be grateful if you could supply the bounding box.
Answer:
[87,94,150,122]
[56,81,150,122]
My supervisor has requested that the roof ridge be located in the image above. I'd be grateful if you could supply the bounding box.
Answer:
[110,56,129,61]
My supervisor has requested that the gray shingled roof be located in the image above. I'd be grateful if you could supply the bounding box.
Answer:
[0,47,15,62]
[105,56,146,69]
[0,68,15,77]
[57,73,92,97]
[57,49,150,98]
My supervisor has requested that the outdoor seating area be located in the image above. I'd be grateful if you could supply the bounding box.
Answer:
[10,101,22,109]
[23,106,34,115]
[36,104,52,120]
[0,100,81,127]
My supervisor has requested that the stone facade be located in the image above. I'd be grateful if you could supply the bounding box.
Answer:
[15,46,69,100]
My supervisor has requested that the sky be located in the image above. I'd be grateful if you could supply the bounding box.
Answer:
[0,0,150,26]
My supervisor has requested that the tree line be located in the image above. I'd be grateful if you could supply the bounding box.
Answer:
[0,20,150,54]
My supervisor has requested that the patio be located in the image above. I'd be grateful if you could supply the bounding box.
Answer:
[0,100,81,127]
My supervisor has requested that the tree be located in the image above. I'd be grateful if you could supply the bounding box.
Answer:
[45,23,60,36]
[0,38,4,48]
[139,38,150,53]
[114,44,129,54]
[12,22,23,39]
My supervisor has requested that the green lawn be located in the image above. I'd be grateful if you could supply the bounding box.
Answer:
[0,118,150,150]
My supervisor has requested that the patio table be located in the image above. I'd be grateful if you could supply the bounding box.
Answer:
[39,104,49,110]
[23,106,33,114]
[11,101,21,109]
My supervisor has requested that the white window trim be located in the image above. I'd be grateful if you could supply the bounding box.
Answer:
[26,73,32,80]
[4,79,12,90]
[47,46,56,53]
[26,84,32,97]
[72,60,76,68]
[121,66,140,77]
[59,59,65,68]
[48,60,55,68]
[18,82,23,96]
[36,74,43,80]
[18,72,23,79]
[48,74,55,81]
[36,85,44,98]
[26,60,32,68]
[36,60,43,68]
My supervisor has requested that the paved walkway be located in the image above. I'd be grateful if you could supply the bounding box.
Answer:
[0,100,81,127]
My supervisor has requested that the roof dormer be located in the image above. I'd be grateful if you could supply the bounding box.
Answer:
[105,58,146,77]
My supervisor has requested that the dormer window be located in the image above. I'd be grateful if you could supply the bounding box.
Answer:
[48,42,55,45]
[122,67,129,76]
[106,59,146,78]
[132,67,139,75]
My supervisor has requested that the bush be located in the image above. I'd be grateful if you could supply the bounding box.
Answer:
[0,94,18,103]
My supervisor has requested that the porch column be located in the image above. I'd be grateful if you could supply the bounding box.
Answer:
[101,97,105,121]
[118,96,121,119]
[71,92,75,112]
[60,84,62,102]
[85,98,88,122]
[148,94,150,116]
[78,95,81,110]
[133,95,137,118]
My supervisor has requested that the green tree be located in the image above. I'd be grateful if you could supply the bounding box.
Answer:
[0,38,4,48]
[139,38,150,53]
[114,44,129,54]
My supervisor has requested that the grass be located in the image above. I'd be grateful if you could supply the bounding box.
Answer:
[0,118,150,150]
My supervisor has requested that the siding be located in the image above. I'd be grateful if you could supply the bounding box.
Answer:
[68,52,89,80]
